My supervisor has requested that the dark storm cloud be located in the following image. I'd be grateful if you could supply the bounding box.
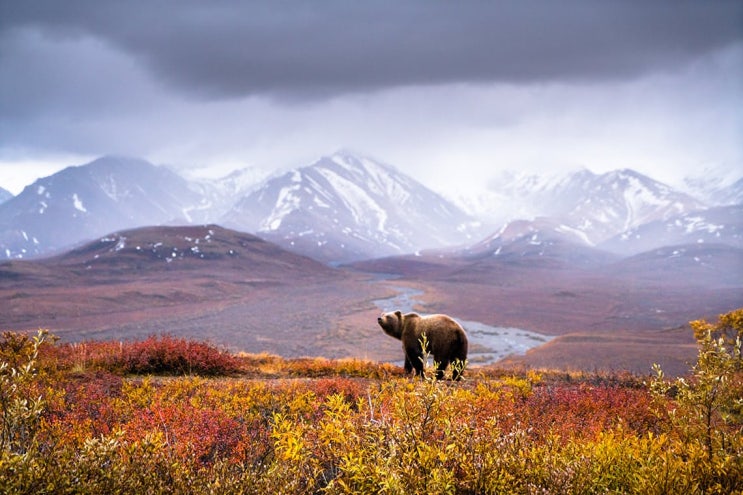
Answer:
[2,0,741,100]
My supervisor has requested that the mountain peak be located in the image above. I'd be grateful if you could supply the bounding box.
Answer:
[223,153,476,263]
[318,151,399,180]
[328,148,373,163]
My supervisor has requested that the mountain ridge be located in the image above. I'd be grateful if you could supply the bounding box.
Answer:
[0,152,740,265]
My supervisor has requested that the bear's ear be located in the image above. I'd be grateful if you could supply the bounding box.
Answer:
[394,310,402,320]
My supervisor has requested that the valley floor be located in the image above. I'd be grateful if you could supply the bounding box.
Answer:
[1,254,741,376]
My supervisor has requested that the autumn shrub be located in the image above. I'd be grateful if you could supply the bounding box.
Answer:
[651,308,743,494]
[241,354,403,379]
[121,335,241,375]
[3,319,743,493]
[53,335,242,376]
[0,330,48,455]
[523,383,660,441]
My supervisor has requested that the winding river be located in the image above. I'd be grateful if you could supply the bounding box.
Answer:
[373,285,553,366]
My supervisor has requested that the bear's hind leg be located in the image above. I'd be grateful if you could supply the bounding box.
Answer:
[435,360,449,381]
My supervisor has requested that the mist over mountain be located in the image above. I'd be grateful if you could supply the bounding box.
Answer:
[186,167,272,223]
[682,166,743,206]
[0,187,12,205]
[717,178,743,206]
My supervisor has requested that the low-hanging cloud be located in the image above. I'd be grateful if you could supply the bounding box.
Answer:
[0,1,741,195]
[2,0,741,101]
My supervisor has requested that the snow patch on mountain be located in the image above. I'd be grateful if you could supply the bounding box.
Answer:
[316,166,388,231]
[72,193,87,213]
[555,224,593,246]
[262,181,303,231]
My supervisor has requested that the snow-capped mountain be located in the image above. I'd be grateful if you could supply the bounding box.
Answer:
[2,151,738,265]
[0,187,12,205]
[600,204,743,255]
[222,152,479,263]
[557,169,703,245]
[452,169,574,224]
[0,156,205,259]
[463,168,703,248]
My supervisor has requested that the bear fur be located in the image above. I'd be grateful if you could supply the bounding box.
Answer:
[378,310,468,380]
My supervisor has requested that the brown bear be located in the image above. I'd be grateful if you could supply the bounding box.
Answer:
[378,310,468,380]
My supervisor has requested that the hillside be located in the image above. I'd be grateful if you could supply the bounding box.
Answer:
[460,217,620,269]
[0,225,399,359]
[600,204,743,255]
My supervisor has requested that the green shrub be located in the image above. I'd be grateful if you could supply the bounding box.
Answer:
[651,308,743,494]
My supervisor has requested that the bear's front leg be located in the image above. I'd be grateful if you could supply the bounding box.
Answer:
[404,355,413,374]
[410,351,425,378]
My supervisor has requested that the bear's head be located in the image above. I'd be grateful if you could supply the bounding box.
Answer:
[377,310,403,340]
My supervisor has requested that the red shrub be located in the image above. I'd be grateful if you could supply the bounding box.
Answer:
[124,402,243,466]
[121,335,238,375]
[309,377,367,403]
[51,335,241,376]
[525,384,659,440]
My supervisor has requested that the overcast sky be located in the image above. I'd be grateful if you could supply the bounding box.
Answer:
[1,0,741,195]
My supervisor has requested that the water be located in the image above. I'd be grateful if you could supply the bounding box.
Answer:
[373,285,553,366]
